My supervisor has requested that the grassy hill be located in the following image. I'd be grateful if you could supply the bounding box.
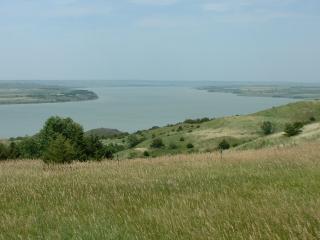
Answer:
[1,143,319,239]
[106,100,320,159]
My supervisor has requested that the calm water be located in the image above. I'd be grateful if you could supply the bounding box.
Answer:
[0,87,295,138]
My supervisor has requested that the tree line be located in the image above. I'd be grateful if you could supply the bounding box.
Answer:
[0,116,123,163]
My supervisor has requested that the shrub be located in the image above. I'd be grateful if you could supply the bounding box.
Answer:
[180,137,185,142]
[186,143,194,149]
[218,140,230,151]
[101,144,125,160]
[128,135,144,148]
[261,121,274,135]
[284,122,304,137]
[184,117,210,124]
[143,151,150,157]
[150,138,164,148]
[310,116,316,122]
[169,143,178,149]
[43,135,76,164]
[177,126,183,132]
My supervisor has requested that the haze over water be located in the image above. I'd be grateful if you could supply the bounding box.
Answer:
[0,86,295,138]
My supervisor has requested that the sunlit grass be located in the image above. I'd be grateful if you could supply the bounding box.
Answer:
[0,144,320,239]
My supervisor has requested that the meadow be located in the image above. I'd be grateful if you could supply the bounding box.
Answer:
[1,143,319,239]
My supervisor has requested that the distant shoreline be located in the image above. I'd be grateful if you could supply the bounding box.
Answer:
[198,85,320,99]
[0,83,99,105]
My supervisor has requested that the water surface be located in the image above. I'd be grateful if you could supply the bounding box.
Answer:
[0,87,295,138]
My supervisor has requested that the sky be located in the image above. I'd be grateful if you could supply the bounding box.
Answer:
[0,0,319,82]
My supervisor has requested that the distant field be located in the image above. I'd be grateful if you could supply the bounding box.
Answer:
[0,82,98,105]
[0,143,319,239]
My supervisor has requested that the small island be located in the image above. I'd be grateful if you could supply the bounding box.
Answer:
[0,82,98,105]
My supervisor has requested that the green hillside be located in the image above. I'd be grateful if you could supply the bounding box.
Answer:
[106,100,320,159]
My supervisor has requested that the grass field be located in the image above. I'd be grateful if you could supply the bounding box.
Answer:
[1,143,319,239]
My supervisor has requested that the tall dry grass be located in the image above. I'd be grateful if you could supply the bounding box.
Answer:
[0,143,319,239]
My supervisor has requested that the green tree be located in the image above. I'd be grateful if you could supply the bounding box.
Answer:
[8,142,20,159]
[261,121,274,135]
[83,135,104,160]
[0,143,8,160]
[39,116,84,157]
[18,137,41,159]
[43,135,76,164]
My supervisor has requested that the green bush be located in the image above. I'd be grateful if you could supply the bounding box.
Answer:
[218,140,230,151]
[284,122,304,137]
[143,151,150,157]
[261,121,274,135]
[128,135,144,148]
[309,116,316,122]
[186,143,194,149]
[150,138,164,148]
[43,135,76,164]
[180,137,185,142]
[184,117,210,124]
[169,143,178,149]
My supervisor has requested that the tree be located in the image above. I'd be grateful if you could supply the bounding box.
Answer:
[38,116,84,157]
[261,121,274,135]
[150,138,164,148]
[143,151,150,157]
[218,139,230,160]
[8,142,20,159]
[18,137,41,159]
[284,122,304,137]
[83,135,104,160]
[0,143,8,160]
[43,135,76,164]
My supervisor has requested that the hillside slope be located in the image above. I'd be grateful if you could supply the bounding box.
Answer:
[107,100,320,159]
[1,143,319,239]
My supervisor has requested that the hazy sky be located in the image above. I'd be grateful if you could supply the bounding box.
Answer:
[0,0,319,82]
